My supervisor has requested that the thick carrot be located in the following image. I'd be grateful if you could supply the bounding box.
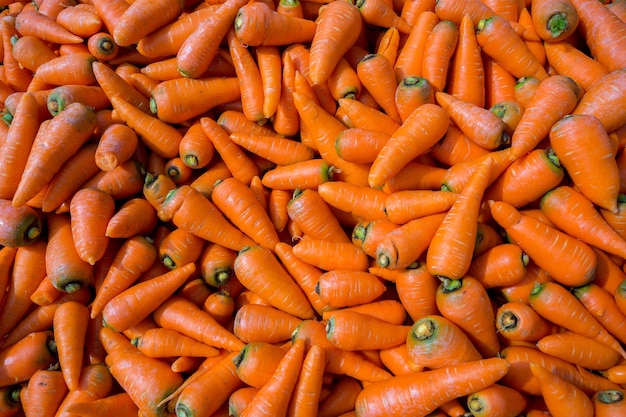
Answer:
[354,357,510,417]
[434,0,495,25]
[495,301,557,342]
[421,20,458,93]
[158,227,205,270]
[573,282,626,347]
[20,368,68,417]
[10,34,57,73]
[233,303,302,344]
[593,389,626,417]
[356,53,402,123]
[308,0,363,86]
[317,180,388,222]
[64,392,139,417]
[132,327,219,359]
[111,0,184,47]
[52,300,89,391]
[530,362,594,417]
[572,68,626,133]
[233,245,315,319]
[233,341,288,389]
[368,103,449,188]
[466,383,528,417]
[69,188,115,266]
[326,309,411,351]
[15,10,84,44]
[531,0,579,42]
[537,330,621,371]
[393,10,439,82]
[336,97,401,136]
[0,199,43,248]
[447,14,485,107]
[467,243,528,289]
[489,200,597,287]
[357,0,412,34]
[316,269,387,308]
[0,330,57,386]
[92,61,151,114]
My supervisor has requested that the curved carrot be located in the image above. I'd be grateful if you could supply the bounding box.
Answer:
[573,68,626,133]
[354,357,510,417]
[357,0,412,34]
[434,0,494,25]
[543,41,609,92]
[489,200,597,287]
[287,343,325,417]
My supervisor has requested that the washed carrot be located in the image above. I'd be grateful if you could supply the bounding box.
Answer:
[228,387,259,417]
[484,147,564,208]
[316,269,386,308]
[0,17,32,92]
[14,10,83,44]
[0,330,57,386]
[86,31,119,62]
[336,97,401,137]
[234,245,315,319]
[110,0,183,47]
[387,263,438,322]
[490,99,524,137]
[69,188,115,266]
[323,299,407,326]
[83,158,146,202]
[375,26,400,68]
[0,199,43,248]
[356,0,411,34]
[399,0,435,26]
[466,383,528,417]
[467,243,528,289]
[292,237,369,272]
[489,200,597,287]
[435,91,507,150]
[203,290,235,325]
[530,362,594,417]
[33,52,97,87]
[383,189,456,225]
[317,377,362,417]
[196,242,236,289]
[573,69,626,133]
[355,55,401,124]
[434,0,494,25]
[446,14,484,107]
[426,156,492,280]
[92,61,151,114]
[351,218,399,261]
[233,303,302,344]
[52,300,89,391]
[65,392,139,417]
[495,301,556,342]
[550,114,620,213]
[11,102,96,207]
[543,42,608,93]
[430,125,489,167]
[158,227,204,270]
[20,368,68,417]
[510,74,581,155]
[233,341,287,389]
[354,357,510,417]
[537,330,621,371]
[476,15,549,81]
[569,0,626,71]
[393,10,439,82]
[132,327,220,359]
[9,34,57,73]
[93,123,139,173]
[154,295,245,352]
[285,344,325,417]
[326,309,411,351]
[308,0,363,86]
[368,103,449,188]
[593,389,626,417]
[55,4,103,38]
[573,282,626,347]
[421,20,458,93]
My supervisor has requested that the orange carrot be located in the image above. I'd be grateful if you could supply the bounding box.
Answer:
[572,68,626,133]
[543,41,609,92]
[0,330,57,386]
[69,188,115,266]
[10,34,57,73]
[467,243,528,289]
[447,14,485,107]
[357,0,412,34]
[111,0,184,47]
[530,362,594,417]
[495,301,557,342]
[326,309,411,351]
[158,227,205,270]
[434,0,495,25]
[233,303,302,344]
[537,330,621,371]
[15,10,84,44]
[132,327,220,359]
[393,10,439,82]
[421,19,459,93]
[592,389,626,417]
[53,300,90,391]
[466,383,528,417]
[20,368,68,417]
[92,61,151,114]
[316,269,387,308]
[0,199,43,248]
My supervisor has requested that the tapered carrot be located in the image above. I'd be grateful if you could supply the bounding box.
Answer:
[64,392,139,417]
[495,301,557,343]
[233,341,287,390]
[354,357,510,417]
[336,97,401,136]
[543,41,609,92]
[435,91,507,150]
[12,102,96,207]
[573,69,626,133]
[233,245,315,319]
[53,300,89,391]
[176,0,249,78]
[537,330,621,371]
[573,283,626,347]
[326,309,411,351]
[466,383,528,417]
[569,0,626,71]
[421,20,458,93]
[317,377,362,417]
[292,237,370,272]
[0,199,43,249]
[406,314,482,369]
[430,125,489,167]
[426,156,492,280]
[15,10,84,43]
[510,74,581,155]
[593,389,626,417]
[476,15,549,81]
[434,0,495,25]
[316,269,387,308]
[466,243,528,289]
[34,52,97,86]
[357,0,411,34]
[529,281,626,360]
[111,0,184,47]
[382,189,456,225]
[69,188,115,266]
[84,158,146,202]
[20,368,68,417]
[54,4,102,38]
[0,17,32,92]
[489,200,597,287]
[158,227,204,270]
[154,295,245,352]
[46,85,110,118]
[393,10,439,83]
[227,132,314,168]
[550,114,620,213]
[285,344,325,417]
[356,53,402,123]
[132,327,220,359]
[368,103,449,188]
[530,362,594,417]
[483,56,517,109]
[0,330,57,386]
[92,61,151,114]
[10,34,57,73]
[387,263,438,322]
[233,303,302,344]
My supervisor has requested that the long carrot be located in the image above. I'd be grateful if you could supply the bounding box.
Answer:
[489,200,597,287]
[421,20,458,93]
[537,330,621,371]
[356,53,402,123]
[14,10,84,44]
[111,0,184,47]
[447,14,485,107]
[92,61,151,114]
[53,300,90,392]
[354,357,510,417]
[530,362,594,417]
[0,330,57,387]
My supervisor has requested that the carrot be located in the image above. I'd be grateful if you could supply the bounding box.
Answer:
[46,85,110,118]
[529,281,626,359]
[83,158,146,203]
[356,0,411,34]
[382,189,456,225]
[495,301,556,342]
[476,15,549,81]
[490,99,524,138]
[392,77,435,125]
[233,303,302,344]
[426,156,492,281]
[354,357,510,417]
[317,377,362,417]
[386,263,438,321]
[375,26,400,68]
[573,69,626,133]
[550,114,620,213]
[307,0,363,87]
[228,132,313,169]
[530,0,578,43]
[20,368,68,417]
[315,181,387,222]
[572,282,626,347]
[466,383,528,417]
[11,102,96,207]
[252,45,281,119]
[10,34,57,73]
[316,269,387,308]
[34,52,97,86]
[99,326,183,416]
[368,103,449,188]
[489,200,597,287]
[86,31,119,62]
[154,295,245,352]
[393,10,439,82]
[92,61,151,114]
[543,42,609,93]
[529,362,594,417]
[69,188,115,266]
[132,327,220,359]
[484,147,564,208]
[467,243,528,289]
[356,53,402,123]
[350,219,399,261]
[55,5,103,38]
[0,199,43,248]
[234,1,316,46]
[326,309,411,351]
[65,392,139,417]
[110,0,184,47]
[569,0,626,71]
[434,0,495,25]
[52,300,90,391]
[286,343,325,417]
[430,125,489,167]
[158,227,204,269]
[233,341,287,389]
[510,74,581,155]
[233,245,315,319]
[0,17,33,92]
[537,330,621,371]
[593,389,626,417]
[238,339,305,417]
[229,387,259,417]
[292,236,369,272]
[14,10,84,43]
[0,330,57,386]
[336,97,401,136]
[93,123,139,173]
[421,20,459,93]
[176,0,249,79]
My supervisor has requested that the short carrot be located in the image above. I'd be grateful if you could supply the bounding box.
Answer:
[92,61,151,114]
[233,303,303,344]
[69,188,115,266]
[158,226,205,270]
[132,327,220,359]
[316,269,387,308]
[356,53,402,123]
[495,301,557,342]
[421,20,459,93]
[53,300,90,391]
[592,389,626,417]
[326,309,411,351]
[111,0,184,47]
[434,0,495,25]
[0,199,43,248]
[20,368,68,417]
[0,330,57,387]
[233,341,288,389]
[466,383,528,417]
[530,362,594,417]
[356,0,412,34]
[543,41,609,93]
[537,330,621,371]
[572,68,626,133]
[467,243,528,289]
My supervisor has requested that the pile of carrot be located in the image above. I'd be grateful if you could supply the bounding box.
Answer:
[0,0,626,415]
